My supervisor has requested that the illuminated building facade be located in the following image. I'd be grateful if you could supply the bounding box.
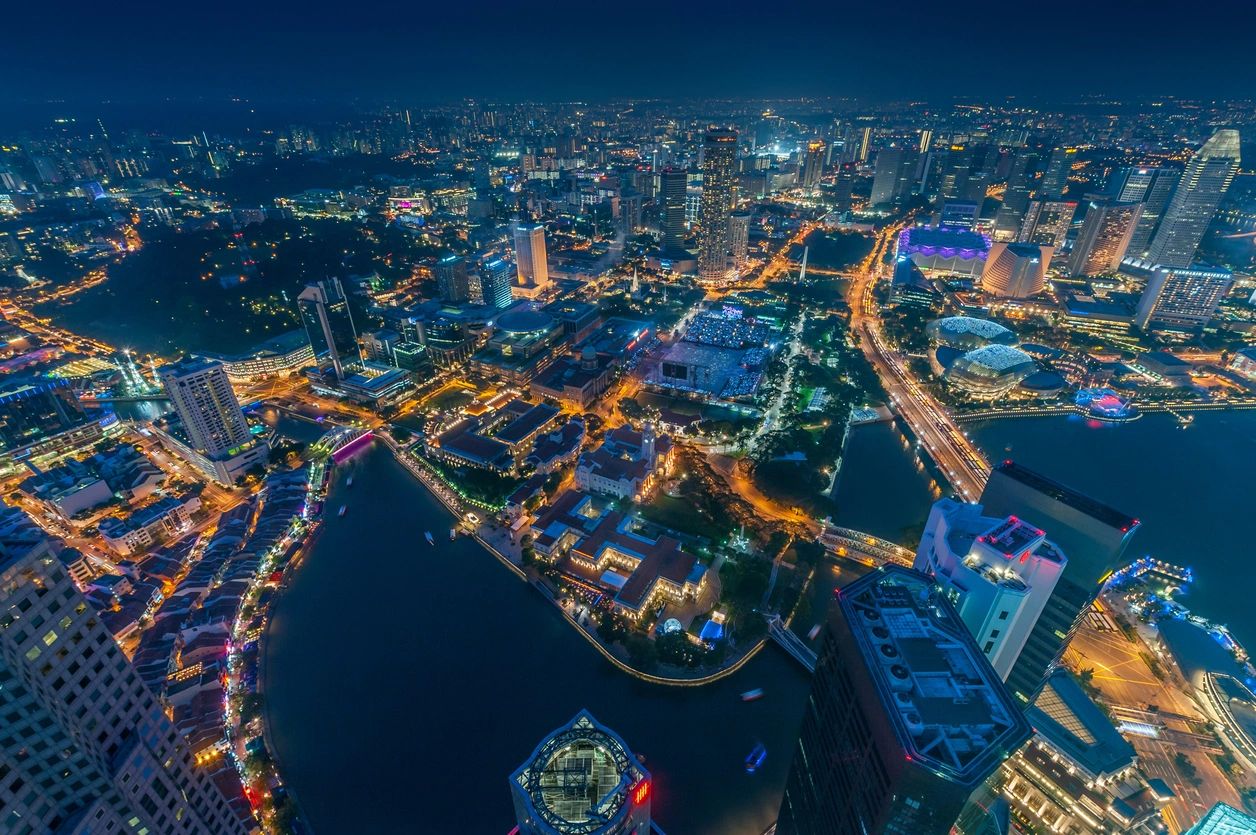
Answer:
[513,221,551,298]
[801,139,826,189]
[1018,199,1076,249]
[777,566,1031,835]
[435,253,471,303]
[1146,130,1240,269]
[1110,165,1181,258]
[510,710,651,835]
[698,128,738,282]
[658,168,688,255]
[1133,264,1233,331]
[1068,201,1142,276]
[982,242,1051,298]
[298,276,362,381]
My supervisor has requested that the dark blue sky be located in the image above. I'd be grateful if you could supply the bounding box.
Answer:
[6,0,1256,105]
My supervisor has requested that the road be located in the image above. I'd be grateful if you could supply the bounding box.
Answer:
[847,220,988,499]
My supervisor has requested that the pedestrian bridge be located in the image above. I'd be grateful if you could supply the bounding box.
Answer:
[820,525,915,568]
[766,615,817,673]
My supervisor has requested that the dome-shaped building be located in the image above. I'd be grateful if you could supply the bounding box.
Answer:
[945,344,1037,399]
[926,316,1017,350]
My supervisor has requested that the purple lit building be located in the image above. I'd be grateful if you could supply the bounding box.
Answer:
[897,224,992,277]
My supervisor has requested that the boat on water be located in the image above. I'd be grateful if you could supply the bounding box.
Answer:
[338,505,347,518]
[424,531,435,545]
[807,624,821,641]
[741,688,764,702]
[744,743,767,773]
[346,474,354,487]
[449,528,457,541]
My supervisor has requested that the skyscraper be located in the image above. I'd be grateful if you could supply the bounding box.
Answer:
[729,211,750,272]
[777,565,1031,835]
[981,242,1051,298]
[1116,166,1182,258]
[0,518,250,834]
[870,147,915,207]
[158,357,251,457]
[1067,200,1142,276]
[993,151,1038,241]
[698,128,738,282]
[434,253,470,303]
[979,461,1140,703]
[1146,129,1241,268]
[298,277,362,380]
[510,709,651,835]
[1017,199,1076,249]
[512,221,551,298]
[1133,264,1234,331]
[915,499,1067,680]
[1037,146,1076,198]
[479,257,515,309]
[801,139,827,189]
[658,168,687,255]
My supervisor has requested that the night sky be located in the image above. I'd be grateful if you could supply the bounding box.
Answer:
[5,0,1256,106]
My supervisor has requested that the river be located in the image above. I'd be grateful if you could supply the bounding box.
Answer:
[263,442,813,835]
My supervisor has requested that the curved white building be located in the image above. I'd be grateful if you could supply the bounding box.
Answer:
[981,242,1051,298]
[945,344,1037,399]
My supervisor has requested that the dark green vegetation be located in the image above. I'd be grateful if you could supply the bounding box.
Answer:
[36,217,438,354]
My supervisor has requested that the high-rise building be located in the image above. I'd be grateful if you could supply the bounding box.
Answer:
[801,139,827,189]
[1038,146,1076,198]
[1146,130,1241,268]
[0,375,90,456]
[1018,199,1076,249]
[0,518,250,834]
[698,128,738,282]
[938,144,972,202]
[982,242,1052,298]
[857,126,873,163]
[729,212,750,272]
[870,147,916,207]
[979,461,1140,703]
[510,709,651,835]
[1133,264,1233,331]
[512,221,550,298]
[992,151,1039,241]
[658,168,688,255]
[777,565,1031,835]
[158,357,251,457]
[915,499,1066,679]
[479,257,515,309]
[435,253,470,303]
[1118,166,1182,258]
[298,277,362,380]
[1068,200,1142,276]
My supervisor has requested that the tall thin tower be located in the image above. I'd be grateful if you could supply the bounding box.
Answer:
[1146,129,1240,268]
[698,128,738,282]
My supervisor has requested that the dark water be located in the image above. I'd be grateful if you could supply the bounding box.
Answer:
[830,421,940,544]
[263,443,813,835]
[969,410,1256,649]
[111,399,171,423]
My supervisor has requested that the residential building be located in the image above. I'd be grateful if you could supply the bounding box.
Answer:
[776,565,1032,834]
[1134,264,1233,331]
[155,357,267,485]
[98,493,201,556]
[801,139,827,189]
[915,499,1066,679]
[1146,130,1241,268]
[510,710,651,835]
[729,211,750,271]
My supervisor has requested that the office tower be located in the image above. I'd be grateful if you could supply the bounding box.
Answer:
[512,221,551,298]
[982,242,1052,298]
[1068,200,1142,276]
[1119,166,1182,257]
[698,128,738,282]
[510,709,651,835]
[1185,803,1256,834]
[915,499,1066,679]
[1133,264,1233,331]
[938,200,979,229]
[158,357,251,457]
[857,126,872,162]
[435,253,471,303]
[1038,146,1076,198]
[918,128,933,154]
[778,565,1030,835]
[658,168,687,254]
[480,257,515,309]
[993,151,1038,241]
[801,139,827,189]
[1146,130,1241,268]
[729,212,750,271]
[870,147,915,206]
[1017,199,1076,249]
[0,520,250,834]
[298,277,361,380]
[979,461,1140,703]
[938,144,972,202]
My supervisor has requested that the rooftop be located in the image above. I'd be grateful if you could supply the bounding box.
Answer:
[836,565,1031,786]
[991,461,1139,534]
[957,344,1035,373]
[1026,669,1135,779]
